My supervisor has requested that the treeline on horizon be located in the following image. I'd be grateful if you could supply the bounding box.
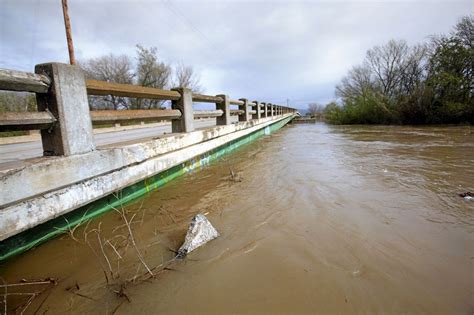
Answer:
[0,45,202,113]
[324,15,473,125]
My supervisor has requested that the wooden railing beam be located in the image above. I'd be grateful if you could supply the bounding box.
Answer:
[86,80,181,100]
[0,68,51,93]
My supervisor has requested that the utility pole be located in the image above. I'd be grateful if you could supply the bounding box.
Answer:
[61,0,76,65]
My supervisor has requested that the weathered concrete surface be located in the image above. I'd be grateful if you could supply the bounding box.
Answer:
[262,102,268,118]
[0,114,294,241]
[252,101,261,120]
[35,63,95,156]
[239,98,250,122]
[177,214,220,258]
[171,87,194,133]
[216,94,230,126]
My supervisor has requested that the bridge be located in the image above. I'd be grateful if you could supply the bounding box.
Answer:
[0,63,297,261]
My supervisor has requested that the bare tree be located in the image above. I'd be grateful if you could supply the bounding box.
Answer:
[366,39,410,99]
[134,45,172,109]
[336,63,374,100]
[173,64,203,93]
[307,103,325,117]
[80,54,134,110]
[453,15,474,49]
[398,44,429,95]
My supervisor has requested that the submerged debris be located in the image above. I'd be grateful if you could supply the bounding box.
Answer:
[177,214,220,259]
[459,192,473,200]
[229,168,243,182]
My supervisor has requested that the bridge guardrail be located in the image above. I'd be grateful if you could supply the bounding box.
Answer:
[0,63,296,157]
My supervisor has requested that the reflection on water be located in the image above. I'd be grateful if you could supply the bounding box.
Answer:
[1,123,473,314]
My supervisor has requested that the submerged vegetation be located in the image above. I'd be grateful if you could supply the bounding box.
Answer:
[324,15,473,125]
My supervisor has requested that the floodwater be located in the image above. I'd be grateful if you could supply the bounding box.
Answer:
[1,123,473,314]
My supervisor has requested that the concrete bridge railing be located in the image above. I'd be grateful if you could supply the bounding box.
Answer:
[0,63,296,157]
[0,63,296,256]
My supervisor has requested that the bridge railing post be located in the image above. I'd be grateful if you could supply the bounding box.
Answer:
[216,94,230,125]
[35,62,95,156]
[171,87,194,132]
[262,102,267,118]
[252,101,261,120]
[239,98,250,122]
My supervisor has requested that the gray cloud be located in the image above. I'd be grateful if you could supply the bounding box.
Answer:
[1,0,471,109]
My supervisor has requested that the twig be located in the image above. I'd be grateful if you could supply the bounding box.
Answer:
[32,287,52,315]
[72,292,97,302]
[63,210,90,244]
[111,299,125,315]
[20,294,35,315]
[112,206,154,278]
[84,230,110,285]
[0,280,55,288]
[95,228,113,278]
[106,240,123,260]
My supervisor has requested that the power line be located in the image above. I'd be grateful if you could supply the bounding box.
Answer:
[163,1,225,62]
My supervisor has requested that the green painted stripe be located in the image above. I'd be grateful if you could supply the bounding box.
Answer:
[0,116,293,262]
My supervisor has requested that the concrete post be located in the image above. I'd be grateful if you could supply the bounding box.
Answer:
[270,103,274,117]
[171,87,194,133]
[252,101,261,120]
[35,63,95,156]
[262,102,267,118]
[216,94,230,125]
[239,98,250,122]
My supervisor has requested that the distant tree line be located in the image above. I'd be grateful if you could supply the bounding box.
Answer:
[324,15,473,125]
[0,44,202,112]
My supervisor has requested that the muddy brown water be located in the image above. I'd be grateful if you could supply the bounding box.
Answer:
[1,123,473,314]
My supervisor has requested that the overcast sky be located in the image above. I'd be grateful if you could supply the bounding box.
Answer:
[1,0,472,109]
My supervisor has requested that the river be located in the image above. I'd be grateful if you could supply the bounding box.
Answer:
[1,123,473,314]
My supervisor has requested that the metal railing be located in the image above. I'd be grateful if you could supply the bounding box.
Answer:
[0,63,297,157]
